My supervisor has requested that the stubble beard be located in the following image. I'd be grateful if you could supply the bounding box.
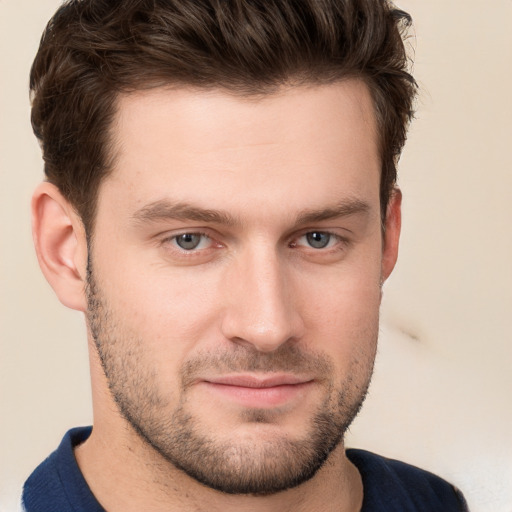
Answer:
[85,263,376,495]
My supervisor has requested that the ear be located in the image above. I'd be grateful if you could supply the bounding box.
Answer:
[31,182,88,311]
[381,188,402,282]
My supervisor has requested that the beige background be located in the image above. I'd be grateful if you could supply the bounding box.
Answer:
[1,1,511,511]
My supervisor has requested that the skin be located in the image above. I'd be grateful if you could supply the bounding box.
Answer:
[32,80,401,512]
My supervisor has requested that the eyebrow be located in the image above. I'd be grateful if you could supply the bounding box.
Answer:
[131,197,370,227]
[295,199,370,225]
[132,200,239,226]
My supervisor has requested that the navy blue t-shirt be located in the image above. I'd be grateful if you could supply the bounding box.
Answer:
[22,426,468,511]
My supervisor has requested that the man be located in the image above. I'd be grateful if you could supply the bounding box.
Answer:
[22,0,468,510]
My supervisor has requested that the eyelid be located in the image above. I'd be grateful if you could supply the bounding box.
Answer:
[157,227,350,259]
[290,229,349,249]
[160,230,220,253]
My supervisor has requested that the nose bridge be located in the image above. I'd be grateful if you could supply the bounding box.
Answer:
[221,242,303,352]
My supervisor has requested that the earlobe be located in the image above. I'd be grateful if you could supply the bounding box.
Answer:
[381,188,402,282]
[32,182,88,312]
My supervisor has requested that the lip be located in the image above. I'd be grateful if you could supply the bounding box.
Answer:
[199,374,315,408]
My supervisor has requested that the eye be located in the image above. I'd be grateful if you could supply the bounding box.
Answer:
[289,230,349,262]
[303,231,334,249]
[172,233,211,251]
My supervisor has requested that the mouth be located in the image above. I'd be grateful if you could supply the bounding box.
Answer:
[199,374,315,408]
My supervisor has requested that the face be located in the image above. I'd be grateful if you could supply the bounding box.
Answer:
[86,81,397,494]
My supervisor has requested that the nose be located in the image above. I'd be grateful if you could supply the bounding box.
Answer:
[220,246,305,352]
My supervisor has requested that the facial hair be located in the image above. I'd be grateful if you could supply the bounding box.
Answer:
[85,261,376,495]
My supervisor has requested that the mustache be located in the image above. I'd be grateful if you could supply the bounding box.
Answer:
[180,343,334,388]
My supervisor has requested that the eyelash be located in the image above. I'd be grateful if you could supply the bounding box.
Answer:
[161,231,218,253]
[160,230,349,256]
[290,231,347,251]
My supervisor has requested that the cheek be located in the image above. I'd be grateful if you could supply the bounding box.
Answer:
[298,263,382,359]
[98,262,225,364]
[300,258,382,324]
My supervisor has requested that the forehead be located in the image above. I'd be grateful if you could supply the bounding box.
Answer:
[103,81,380,219]
[113,81,377,155]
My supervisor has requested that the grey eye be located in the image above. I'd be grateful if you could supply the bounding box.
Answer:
[306,232,331,249]
[175,233,203,250]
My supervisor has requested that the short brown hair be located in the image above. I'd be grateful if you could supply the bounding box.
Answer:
[30,0,417,233]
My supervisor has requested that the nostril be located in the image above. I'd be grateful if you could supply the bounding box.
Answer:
[221,311,304,353]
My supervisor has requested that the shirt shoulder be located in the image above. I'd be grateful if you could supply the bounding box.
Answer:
[346,448,469,512]
[22,426,105,512]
